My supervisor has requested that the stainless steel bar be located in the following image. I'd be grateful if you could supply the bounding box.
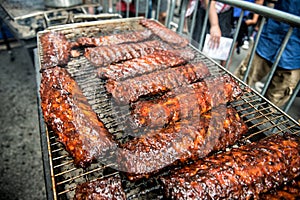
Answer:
[242,17,266,82]
[217,0,300,27]
[199,0,211,50]
[189,0,199,41]
[56,167,104,186]
[155,0,161,20]
[261,26,293,96]
[135,0,139,17]
[166,0,176,28]
[284,80,300,113]
[54,168,78,177]
[177,0,188,34]
[145,0,150,19]
[224,9,244,69]
[126,1,130,18]
[53,160,74,169]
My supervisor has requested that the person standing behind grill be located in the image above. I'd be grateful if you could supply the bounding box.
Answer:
[242,0,300,108]
[189,0,233,66]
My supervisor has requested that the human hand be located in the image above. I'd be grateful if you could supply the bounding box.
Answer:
[209,25,221,49]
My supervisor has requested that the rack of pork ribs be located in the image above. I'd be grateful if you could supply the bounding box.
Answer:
[39,18,300,199]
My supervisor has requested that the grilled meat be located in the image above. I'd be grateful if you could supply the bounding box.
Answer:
[40,67,116,167]
[74,175,126,200]
[118,106,248,181]
[260,178,300,200]
[40,32,72,69]
[140,19,189,48]
[98,49,195,81]
[130,74,243,128]
[84,40,166,67]
[160,134,300,200]
[106,62,210,104]
[77,29,152,47]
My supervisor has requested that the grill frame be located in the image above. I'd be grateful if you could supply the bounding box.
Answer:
[35,17,300,200]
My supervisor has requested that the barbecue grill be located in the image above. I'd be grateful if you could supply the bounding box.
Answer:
[34,15,300,199]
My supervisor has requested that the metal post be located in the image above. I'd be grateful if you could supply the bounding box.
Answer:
[283,80,300,113]
[155,0,161,20]
[178,0,188,34]
[188,0,199,41]
[199,0,211,50]
[135,0,139,17]
[126,1,130,18]
[242,17,266,82]
[224,9,244,69]
[166,0,176,29]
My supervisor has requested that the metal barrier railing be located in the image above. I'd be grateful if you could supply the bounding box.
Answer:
[215,0,300,114]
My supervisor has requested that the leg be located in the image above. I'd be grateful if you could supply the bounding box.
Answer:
[242,53,271,87]
[265,68,300,107]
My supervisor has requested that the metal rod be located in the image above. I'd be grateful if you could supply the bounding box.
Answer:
[155,0,161,20]
[126,2,130,18]
[217,0,300,28]
[199,0,211,50]
[145,0,150,19]
[261,26,294,96]
[189,0,199,41]
[242,17,266,82]
[284,80,300,113]
[166,0,176,29]
[178,0,188,34]
[224,9,245,69]
[135,0,139,17]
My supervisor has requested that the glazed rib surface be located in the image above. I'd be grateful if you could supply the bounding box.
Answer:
[84,40,166,67]
[106,61,210,104]
[130,74,243,128]
[40,32,71,69]
[98,49,195,81]
[40,67,115,167]
[140,19,189,48]
[74,175,126,200]
[160,134,300,200]
[119,106,248,181]
[77,29,152,47]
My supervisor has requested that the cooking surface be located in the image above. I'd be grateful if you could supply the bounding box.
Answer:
[36,18,300,199]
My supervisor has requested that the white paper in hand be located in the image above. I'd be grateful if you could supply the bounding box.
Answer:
[202,34,233,61]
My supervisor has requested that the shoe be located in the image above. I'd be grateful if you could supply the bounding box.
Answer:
[242,41,249,50]
[254,81,265,93]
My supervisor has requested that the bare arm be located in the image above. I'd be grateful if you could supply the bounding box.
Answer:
[204,0,221,48]
[245,0,264,25]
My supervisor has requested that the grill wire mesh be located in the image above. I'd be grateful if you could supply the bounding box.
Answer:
[37,18,300,200]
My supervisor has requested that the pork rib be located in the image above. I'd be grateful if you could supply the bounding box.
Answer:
[140,19,189,48]
[118,106,248,181]
[160,134,300,200]
[40,67,115,167]
[40,32,71,69]
[74,175,126,200]
[130,74,243,129]
[98,49,195,81]
[77,29,152,47]
[260,178,300,200]
[106,62,210,104]
[84,40,166,67]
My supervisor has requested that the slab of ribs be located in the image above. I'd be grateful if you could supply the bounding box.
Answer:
[39,18,300,199]
[160,134,300,200]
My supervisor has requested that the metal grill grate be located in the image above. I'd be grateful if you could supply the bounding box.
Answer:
[36,18,300,200]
